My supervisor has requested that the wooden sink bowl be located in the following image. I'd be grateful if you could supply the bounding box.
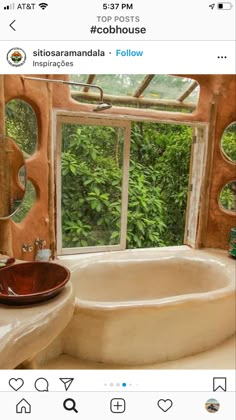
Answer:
[0,261,70,305]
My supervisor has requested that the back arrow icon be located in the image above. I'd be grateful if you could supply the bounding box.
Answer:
[10,20,16,31]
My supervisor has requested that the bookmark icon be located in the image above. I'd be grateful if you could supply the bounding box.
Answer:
[60,378,74,391]
[213,377,227,392]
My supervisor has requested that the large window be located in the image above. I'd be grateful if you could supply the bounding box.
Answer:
[56,113,208,255]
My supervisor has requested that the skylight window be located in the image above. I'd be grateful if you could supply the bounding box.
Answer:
[70,74,200,113]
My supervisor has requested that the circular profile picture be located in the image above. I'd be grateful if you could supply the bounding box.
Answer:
[205,398,220,413]
[7,48,26,67]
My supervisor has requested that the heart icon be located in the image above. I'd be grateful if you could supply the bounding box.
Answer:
[157,399,173,412]
[9,378,24,391]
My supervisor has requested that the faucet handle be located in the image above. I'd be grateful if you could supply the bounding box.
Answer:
[22,244,33,253]
[34,238,46,249]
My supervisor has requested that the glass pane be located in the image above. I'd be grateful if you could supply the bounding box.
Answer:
[143,75,199,103]
[127,122,192,248]
[70,74,144,96]
[12,180,36,223]
[5,99,38,157]
[221,122,236,163]
[188,85,200,103]
[69,74,92,90]
[93,74,144,96]
[61,123,124,248]
[219,181,236,212]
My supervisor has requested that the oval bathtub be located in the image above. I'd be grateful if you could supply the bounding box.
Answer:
[62,248,236,365]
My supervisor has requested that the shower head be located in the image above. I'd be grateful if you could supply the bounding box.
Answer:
[22,77,112,111]
[93,102,112,112]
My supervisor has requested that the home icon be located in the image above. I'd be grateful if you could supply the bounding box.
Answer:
[16,398,31,414]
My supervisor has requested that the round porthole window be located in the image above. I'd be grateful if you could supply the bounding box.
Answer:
[219,181,236,212]
[221,122,236,163]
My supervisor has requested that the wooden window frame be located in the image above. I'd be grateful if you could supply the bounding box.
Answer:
[55,114,131,255]
[184,126,209,247]
[54,110,209,255]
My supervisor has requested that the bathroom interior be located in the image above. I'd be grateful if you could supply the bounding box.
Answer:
[0,74,235,370]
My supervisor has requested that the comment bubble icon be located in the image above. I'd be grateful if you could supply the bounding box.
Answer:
[34,378,49,392]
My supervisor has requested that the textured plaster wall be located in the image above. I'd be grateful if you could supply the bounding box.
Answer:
[0,74,235,258]
[2,75,51,260]
[204,76,236,248]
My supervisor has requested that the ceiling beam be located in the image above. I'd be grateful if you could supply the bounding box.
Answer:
[178,81,198,102]
[71,90,196,110]
[133,75,155,98]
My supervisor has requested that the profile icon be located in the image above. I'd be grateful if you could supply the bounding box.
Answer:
[7,48,26,67]
[205,398,220,413]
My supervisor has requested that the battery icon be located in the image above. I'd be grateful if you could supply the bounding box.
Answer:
[217,2,233,9]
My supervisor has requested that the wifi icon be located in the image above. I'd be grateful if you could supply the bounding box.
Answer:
[39,2,48,9]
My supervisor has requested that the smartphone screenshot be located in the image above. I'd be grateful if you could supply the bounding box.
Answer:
[0,1,235,418]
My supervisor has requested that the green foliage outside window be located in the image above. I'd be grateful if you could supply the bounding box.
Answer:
[61,122,192,249]
[221,122,236,162]
[220,182,236,212]
[12,181,37,223]
[128,123,191,247]
[61,124,123,247]
[5,99,38,221]
[5,99,37,156]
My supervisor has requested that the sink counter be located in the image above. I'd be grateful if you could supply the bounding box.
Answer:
[0,283,74,369]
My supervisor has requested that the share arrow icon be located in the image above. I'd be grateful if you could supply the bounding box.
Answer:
[60,378,74,391]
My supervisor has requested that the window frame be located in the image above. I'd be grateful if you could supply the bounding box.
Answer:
[55,114,131,255]
[184,126,209,247]
[54,110,209,255]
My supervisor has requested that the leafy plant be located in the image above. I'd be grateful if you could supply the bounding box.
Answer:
[61,121,192,248]
[221,123,236,162]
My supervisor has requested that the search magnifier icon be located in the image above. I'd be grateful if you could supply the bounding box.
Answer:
[63,398,78,413]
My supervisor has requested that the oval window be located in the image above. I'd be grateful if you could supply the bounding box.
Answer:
[0,136,26,219]
[221,122,236,163]
[12,180,37,223]
[219,181,236,212]
[5,99,38,157]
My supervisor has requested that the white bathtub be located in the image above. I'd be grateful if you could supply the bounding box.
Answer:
[61,248,236,365]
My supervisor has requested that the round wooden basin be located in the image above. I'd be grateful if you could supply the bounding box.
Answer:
[0,262,70,305]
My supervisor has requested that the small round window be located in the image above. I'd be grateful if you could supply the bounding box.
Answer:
[221,122,236,163]
[5,99,38,157]
[219,181,236,212]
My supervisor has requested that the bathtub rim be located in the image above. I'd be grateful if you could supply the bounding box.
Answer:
[73,287,236,312]
[59,246,234,276]
[59,247,236,312]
